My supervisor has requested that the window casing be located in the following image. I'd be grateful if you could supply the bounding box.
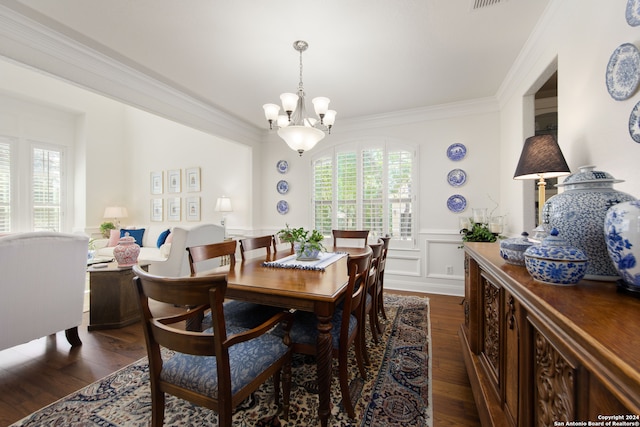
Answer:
[312,141,417,248]
[0,135,66,233]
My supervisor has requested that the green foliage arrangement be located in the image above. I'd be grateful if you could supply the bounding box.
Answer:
[278,224,326,253]
[100,221,116,238]
[460,222,498,243]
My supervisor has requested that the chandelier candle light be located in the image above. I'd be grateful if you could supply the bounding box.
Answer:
[263,40,336,156]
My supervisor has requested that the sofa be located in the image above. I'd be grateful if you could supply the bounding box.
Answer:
[0,231,89,351]
[94,223,225,277]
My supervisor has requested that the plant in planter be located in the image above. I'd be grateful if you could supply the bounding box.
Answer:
[99,221,116,238]
[278,224,326,260]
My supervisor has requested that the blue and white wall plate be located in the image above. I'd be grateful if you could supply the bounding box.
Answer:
[277,160,289,174]
[277,180,289,194]
[447,194,467,213]
[627,0,640,26]
[606,43,640,101]
[629,99,640,143]
[277,200,289,214]
[447,169,467,187]
[446,143,467,161]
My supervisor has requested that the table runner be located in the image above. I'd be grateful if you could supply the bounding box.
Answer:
[262,251,347,271]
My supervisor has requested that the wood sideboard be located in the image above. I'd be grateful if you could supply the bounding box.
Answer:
[460,242,640,427]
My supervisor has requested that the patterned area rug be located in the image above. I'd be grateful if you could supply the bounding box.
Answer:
[11,295,431,427]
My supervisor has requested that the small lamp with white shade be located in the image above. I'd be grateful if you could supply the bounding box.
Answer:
[215,196,232,235]
[103,206,128,229]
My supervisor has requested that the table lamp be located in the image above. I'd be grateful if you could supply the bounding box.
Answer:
[513,134,570,226]
[215,196,232,234]
[103,206,128,229]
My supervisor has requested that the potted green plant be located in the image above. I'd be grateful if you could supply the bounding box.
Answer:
[99,221,116,238]
[278,224,326,260]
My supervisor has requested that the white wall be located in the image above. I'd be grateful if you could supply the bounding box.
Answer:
[123,107,253,231]
[499,0,640,234]
[0,59,255,235]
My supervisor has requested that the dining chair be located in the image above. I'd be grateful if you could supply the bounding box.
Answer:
[239,235,277,261]
[377,236,391,323]
[187,240,284,330]
[332,229,370,248]
[276,249,372,418]
[132,265,293,427]
[365,241,384,353]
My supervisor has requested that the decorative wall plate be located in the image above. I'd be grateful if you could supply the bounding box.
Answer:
[606,43,640,101]
[447,169,467,186]
[277,200,289,214]
[627,0,640,26]
[629,100,640,143]
[277,160,289,174]
[447,194,467,213]
[277,180,289,194]
[446,143,467,161]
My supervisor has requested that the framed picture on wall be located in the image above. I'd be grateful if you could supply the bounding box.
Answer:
[151,198,163,222]
[186,167,201,192]
[167,169,181,193]
[150,171,163,194]
[186,196,200,221]
[167,197,181,221]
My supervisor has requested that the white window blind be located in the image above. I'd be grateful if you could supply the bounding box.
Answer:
[313,156,333,235]
[388,149,413,240]
[362,147,384,236]
[312,141,416,246]
[32,145,63,232]
[336,151,357,230]
[0,139,11,233]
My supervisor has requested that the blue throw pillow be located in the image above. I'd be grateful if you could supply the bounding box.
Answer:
[157,229,171,248]
[120,228,145,246]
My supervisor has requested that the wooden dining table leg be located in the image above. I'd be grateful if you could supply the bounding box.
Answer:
[316,312,333,427]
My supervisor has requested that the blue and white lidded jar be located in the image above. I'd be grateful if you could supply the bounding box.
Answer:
[542,165,636,281]
[604,200,640,293]
[524,228,588,286]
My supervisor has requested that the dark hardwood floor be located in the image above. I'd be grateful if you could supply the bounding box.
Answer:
[0,292,480,426]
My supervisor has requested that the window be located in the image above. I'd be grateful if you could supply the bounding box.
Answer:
[0,135,66,233]
[0,138,11,232]
[32,145,64,232]
[312,141,416,247]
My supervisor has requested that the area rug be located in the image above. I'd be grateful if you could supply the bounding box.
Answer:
[10,295,431,427]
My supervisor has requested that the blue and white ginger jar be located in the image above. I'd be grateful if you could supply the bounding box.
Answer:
[542,165,636,281]
[604,200,640,291]
[500,232,534,266]
[524,228,588,286]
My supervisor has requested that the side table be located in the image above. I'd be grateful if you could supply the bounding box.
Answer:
[87,262,149,331]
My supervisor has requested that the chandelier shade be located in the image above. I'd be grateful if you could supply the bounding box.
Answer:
[263,40,335,156]
[278,125,326,154]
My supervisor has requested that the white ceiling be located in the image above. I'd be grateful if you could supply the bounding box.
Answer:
[6,0,550,130]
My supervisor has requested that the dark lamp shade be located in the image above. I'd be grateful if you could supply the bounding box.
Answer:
[513,135,571,180]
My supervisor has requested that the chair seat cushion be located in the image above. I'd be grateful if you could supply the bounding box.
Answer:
[202,301,284,330]
[160,327,289,397]
[276,309,357,350]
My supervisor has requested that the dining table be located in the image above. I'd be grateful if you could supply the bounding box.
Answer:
[199,246,370,427]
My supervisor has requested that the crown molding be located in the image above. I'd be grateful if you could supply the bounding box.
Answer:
[0,4,262,145]
[337,96,500,133]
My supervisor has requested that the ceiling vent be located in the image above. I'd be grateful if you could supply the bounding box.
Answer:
[471,0,507,10]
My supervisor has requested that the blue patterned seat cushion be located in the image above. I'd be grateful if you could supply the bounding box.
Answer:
[275,309,357,350]
[160,325,289,397]
[201,301,284,330]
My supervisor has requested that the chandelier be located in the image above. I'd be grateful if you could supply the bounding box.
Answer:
[263,40,336,156]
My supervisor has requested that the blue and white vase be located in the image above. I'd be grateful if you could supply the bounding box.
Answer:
[604,200,640,291]
[524,228,588,286]
[543,165,636,281]
[294,242,321,260]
